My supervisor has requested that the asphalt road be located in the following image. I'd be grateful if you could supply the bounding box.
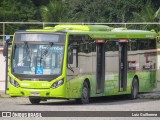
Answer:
[0,96,160,120]
[0,82,160,119]
[0,95,159,111]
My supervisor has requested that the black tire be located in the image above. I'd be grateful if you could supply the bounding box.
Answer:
[29,97,41,104]
[76,81,90,104]
[130,78,139,100]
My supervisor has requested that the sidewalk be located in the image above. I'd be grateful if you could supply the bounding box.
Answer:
[0,81,5,91]
[139,91,160,99]
[0,81,9,97]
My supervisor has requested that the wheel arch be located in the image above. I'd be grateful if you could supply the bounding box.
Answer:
[129,75,140,100]
[83,78,91,96]
[84,78,90,88]
[84,78,90,89]
[133,75,139,87]
[76,78,91,104]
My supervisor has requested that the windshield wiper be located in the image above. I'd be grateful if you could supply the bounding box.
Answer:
[37,42,54,67]
[41,42,54,58]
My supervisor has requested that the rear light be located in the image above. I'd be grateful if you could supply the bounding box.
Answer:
[96,40,106,43]
[119,39,128,43]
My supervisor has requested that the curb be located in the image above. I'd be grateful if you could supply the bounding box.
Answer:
[139,91,160,99]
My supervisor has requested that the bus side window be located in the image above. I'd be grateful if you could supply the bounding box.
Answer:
[149,40,156,49]
[128,39,137,51]
[105,41,118,51]
[138,40,148,50]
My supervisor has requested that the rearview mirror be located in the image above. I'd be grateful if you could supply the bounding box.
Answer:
[3,36,12,57]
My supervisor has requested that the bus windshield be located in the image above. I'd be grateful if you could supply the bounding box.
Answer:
[12,43,64,76]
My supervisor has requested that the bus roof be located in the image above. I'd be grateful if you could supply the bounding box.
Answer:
[26,24,157,39]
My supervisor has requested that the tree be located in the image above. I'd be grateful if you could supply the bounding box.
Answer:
[67,0,113,22]
[40,0,69,22]
[0,0,35,22]
[67,0,152,24]
[155,8,160,22]
[0,0,36,35]
[0,0,159,35]
[131,1,160,31]
[31,0,49,7]
[31,0,50,20]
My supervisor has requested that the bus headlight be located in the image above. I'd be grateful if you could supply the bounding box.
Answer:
[52,79,64,89]
[10,78,20,88]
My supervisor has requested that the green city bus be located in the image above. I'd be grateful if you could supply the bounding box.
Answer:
[3,24,158,104]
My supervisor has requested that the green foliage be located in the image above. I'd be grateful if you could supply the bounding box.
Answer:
[31,0,49,7]
[67,0,112,22]
[0,0,36,35]
[0,0,159,35]
[108,0,146,22]
[66,0,153,23]
[131,1,160,31]
[40,0,69,22]
[155,8,160,22]
[0,0,35,22]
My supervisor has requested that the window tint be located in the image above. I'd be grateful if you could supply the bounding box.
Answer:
[105,41,119,51]
[128,39,156,51]
[69,35,95,53]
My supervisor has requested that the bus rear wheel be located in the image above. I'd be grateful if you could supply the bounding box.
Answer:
[130,78,139,100]
[76,81,90,104]
[29,97,41,104]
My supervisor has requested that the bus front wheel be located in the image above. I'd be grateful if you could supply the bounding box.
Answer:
[29,97,41,104]
[130,78,139,100]
[76,81,90,104]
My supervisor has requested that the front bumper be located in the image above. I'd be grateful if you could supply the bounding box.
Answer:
[7,85,66,98]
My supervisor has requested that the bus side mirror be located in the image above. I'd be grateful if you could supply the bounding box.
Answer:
[3,36,12,57]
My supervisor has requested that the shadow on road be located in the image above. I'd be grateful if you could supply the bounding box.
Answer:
[21,95,158,106]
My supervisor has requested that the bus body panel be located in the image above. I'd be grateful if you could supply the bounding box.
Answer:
[7,78,67,98]
[5,25,158,102]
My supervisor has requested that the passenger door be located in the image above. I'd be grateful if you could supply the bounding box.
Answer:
[96,40,105,94]
[118,40,128,92]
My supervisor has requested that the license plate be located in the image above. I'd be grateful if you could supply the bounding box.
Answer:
[30,92,40,96]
